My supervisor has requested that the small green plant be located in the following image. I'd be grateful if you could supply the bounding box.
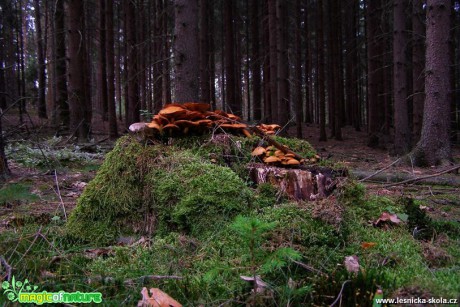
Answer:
[231,216,301,302]
[140,109,154,122]
[0,183,39,205]
[402,198,434,240]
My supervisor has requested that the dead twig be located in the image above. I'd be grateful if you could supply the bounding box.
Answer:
[291,259,327,277]
[16,226,43,264]
[359,157,401,182]
[79,137,110,151]
[384,164,460,188]
[54,170,67,221]
[0,256,13,281]
[329,280,351,307]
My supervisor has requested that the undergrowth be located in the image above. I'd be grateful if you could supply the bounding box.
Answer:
[6,137,103,170]
[1,136,459,306]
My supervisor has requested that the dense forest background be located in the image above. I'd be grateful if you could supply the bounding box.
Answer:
[0,0,459,169]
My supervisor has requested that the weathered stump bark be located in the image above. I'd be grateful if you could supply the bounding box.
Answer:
[248,163,346,201]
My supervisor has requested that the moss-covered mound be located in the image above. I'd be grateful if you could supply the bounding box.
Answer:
[66,136,255,244]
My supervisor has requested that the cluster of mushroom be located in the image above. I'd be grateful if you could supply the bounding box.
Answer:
[251,146,303,165]
[145,102,253,137]
[251,145,320,166]
[256,123,281,135]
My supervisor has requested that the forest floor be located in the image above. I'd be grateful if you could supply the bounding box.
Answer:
[3,116,459,226]
[1,111,459,305]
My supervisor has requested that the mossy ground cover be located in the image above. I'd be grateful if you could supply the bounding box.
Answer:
[1,134,459,306]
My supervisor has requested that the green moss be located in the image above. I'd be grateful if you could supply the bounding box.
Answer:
[271,136,317,158]
[66,136,253,244]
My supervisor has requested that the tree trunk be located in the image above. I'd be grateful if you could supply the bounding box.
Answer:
[46,0,56,124]
[208,0,216,108]
[366,0,384,146]
[262,1,271,121]
[303,0,312,124]
[0,13,10,180]
[250,0,261,121]
[333,0,343,140]
[163,0,172,105]
[393,0,410,155]
[174,0,200,102]
[268,0,278,123]
[152,0,163,112]
[412,0,425,141]
[317,0,327,141]
[295,0,302,138]
[54,0,69,128]
[199,0,210,103]
[34,0,48,118]
[411,0,452,166]
[124,0,140,124]
[106,0,118,138]
[67,0,91,140]
[224,0,239,115]
[98,0,108,121]
[276,0,289,129]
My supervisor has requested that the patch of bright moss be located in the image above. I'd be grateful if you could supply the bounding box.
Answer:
[66,136,253,244]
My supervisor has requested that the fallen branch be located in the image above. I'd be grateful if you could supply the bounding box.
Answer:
[0,256,12,281]
[329,280,351,307]
[88,274,183,285]
[291,259,327,277]
[79,137,110,151]
[359,157,401,182]
[54,170,67,221]
[384,164,460,188]
[350,169,460,187]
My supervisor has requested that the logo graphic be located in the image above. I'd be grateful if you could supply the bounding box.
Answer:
[2,276,102,304]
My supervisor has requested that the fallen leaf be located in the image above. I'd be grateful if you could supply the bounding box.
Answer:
[72,181,87,189]
[361,242,377,249]
[85,248,113,258]
[419,205,434,212]
[373,212,402,227]
[344,255,360,273]
[240,275,268,292]
[41,270,56,279]
[137,287,182,307]
[64,191,79,198]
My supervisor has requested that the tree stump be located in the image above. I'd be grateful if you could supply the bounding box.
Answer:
[248,163,346,201]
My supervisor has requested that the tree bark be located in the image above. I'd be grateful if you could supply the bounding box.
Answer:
[0,13,10,180]
[411,0,452,166]
[224,0,239,115]
[124,0,140,124]
[67,0,91,140]
[199,0,210,103]
[412,0,425,141]
[34,0,48,118]
[317,0,327,141]
[268,0,278,123]
[366,0,384,146]
[106,0,118,138]
[276,0,289,128]
[295,0,302,138]
[174,0,200,102]
[393,0,411,154]
[250,0,261,121]
[98,0,108,121]
[54,0,69,127]
[303,0,312,124]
